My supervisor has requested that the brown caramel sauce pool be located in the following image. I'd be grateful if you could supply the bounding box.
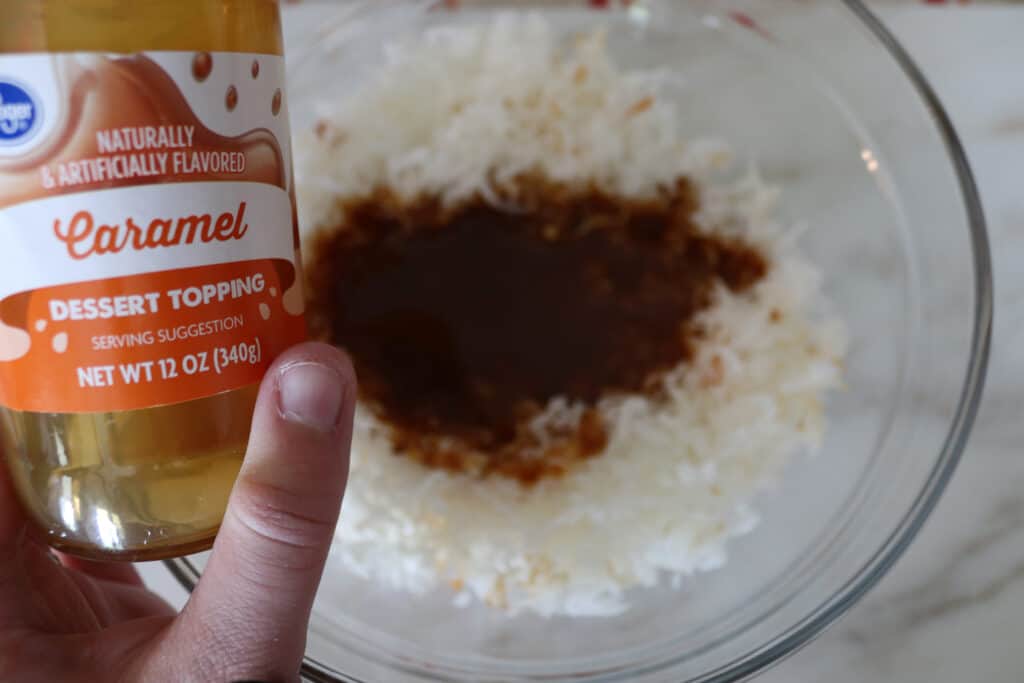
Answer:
[306,177,767,485]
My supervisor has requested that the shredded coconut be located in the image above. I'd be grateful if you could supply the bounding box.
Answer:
[296,14,847,617]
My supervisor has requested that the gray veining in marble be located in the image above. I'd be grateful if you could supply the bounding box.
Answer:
[762,6,1024,682]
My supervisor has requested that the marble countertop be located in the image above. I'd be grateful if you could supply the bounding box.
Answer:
[138,4,1024,681]
[764,5,1024,682]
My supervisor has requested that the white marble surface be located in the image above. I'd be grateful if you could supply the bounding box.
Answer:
[137,5,1024,681]
[763,6,1024,683]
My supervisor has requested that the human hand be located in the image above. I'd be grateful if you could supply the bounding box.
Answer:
[0,342,356,683]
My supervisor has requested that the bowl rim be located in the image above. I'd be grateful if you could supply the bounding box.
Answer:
[165,1,993,681]
[718,1,993,680]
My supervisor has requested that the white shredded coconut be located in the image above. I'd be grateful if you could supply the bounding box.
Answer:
[296,14,847,617]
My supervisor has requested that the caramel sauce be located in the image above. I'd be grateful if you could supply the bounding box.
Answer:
[307,177,767,485]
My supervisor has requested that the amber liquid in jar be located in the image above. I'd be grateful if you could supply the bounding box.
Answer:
[0,0,285,561]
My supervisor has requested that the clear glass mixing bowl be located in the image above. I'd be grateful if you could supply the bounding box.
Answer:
[167,1,992,680]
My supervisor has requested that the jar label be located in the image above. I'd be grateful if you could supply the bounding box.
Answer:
[0,52,305,413]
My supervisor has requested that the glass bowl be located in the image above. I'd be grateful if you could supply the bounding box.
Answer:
[167,1,992,681]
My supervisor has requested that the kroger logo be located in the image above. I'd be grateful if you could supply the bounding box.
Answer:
[0,80,39,144]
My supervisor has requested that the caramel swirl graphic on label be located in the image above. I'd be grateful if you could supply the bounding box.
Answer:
[0,54,287,209]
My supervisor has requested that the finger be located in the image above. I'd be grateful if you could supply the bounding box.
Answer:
[54,552,144,587]
[172,342,355,682]
[60,568,176,623]
[86,578,176,621]
[0,537,103,633]
[0,452,173,633]
[0,452,35,622]
[0,447,29,553]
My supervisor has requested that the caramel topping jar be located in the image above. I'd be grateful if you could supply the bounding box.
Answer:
[0,1,304,561]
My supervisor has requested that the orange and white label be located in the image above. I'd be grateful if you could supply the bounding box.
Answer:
[0,51,305,413]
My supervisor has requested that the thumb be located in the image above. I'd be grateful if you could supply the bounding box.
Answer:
[172,342,356,682]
